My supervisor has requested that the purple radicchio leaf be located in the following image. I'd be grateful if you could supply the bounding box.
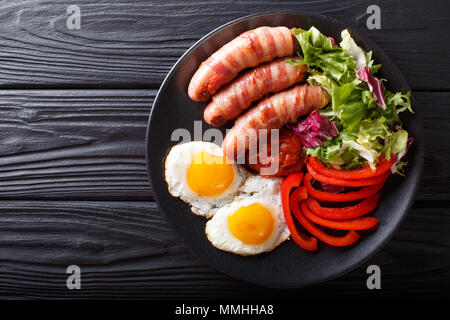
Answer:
[356,66,387,110]
[328,36,337,47]
[290,110,339,148]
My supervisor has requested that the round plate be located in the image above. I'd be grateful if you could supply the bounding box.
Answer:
[146,13,424,288]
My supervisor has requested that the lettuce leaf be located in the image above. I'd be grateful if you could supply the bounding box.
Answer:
[290,27,356,84]
[340,30,367,68]
[290,27,414,171]
[305,132,367,170]
[391,129,409,155]
[386,91,413,114]
[307,69,336,94]
[290,110,339,148]
[356,66,387,109]
[332,82,366,131]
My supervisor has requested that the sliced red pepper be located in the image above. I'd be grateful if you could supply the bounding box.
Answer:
[307,194,381,220]
[304,173,384,202]
[289,189,360,247]
[281,173,318,251]
[307,162,390,187]
[307,154,395,180]
[301,201,379,230]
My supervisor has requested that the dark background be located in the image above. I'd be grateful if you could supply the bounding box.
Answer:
[0,0,448,299]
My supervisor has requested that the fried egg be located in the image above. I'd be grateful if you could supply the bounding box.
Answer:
[205,176,290,256]
[165,141,244,218]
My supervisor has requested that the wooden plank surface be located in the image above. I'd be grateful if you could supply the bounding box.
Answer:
[0,200,448,299]
[0,90,447,201]
[0,90,154,199]
[0,0,449,90]
[0,0,448,300]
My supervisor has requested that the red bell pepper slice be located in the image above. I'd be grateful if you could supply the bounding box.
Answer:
[307,162,390,187]
[301,201,379,230]
[307,194,381,220]
[307,154,395,180]
[281,173,318,251]
[304,173,384,202]
[289,189,360,247]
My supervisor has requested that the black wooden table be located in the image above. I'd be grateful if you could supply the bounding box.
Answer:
[0,0,449,300]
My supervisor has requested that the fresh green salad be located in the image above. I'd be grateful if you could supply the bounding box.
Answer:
[288,27,413,173]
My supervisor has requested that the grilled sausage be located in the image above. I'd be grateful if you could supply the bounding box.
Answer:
[204,57,307,127]
[188,26,295,102]
[222,84,329,160]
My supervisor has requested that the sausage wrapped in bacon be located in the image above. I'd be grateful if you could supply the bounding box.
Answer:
[188,26,295,102]
[204,57,307,127]
[222,84,329,160]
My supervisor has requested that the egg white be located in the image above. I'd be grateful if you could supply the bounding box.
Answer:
[205,176,290,256]
[164,141,245,218]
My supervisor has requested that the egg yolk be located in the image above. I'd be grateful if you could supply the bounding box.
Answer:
[187,152,234,197]
[228,203,274,245]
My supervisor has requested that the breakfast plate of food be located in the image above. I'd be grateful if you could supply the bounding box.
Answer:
[146,13,424,287]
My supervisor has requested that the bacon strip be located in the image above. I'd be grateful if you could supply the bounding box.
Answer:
[204,57,307,127]
[188,26,295,102]
[222,84,329,160]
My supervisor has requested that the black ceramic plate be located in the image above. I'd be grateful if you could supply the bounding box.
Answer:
[146,13,424,288]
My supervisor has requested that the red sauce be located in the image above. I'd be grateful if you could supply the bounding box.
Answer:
[247,127,306,177]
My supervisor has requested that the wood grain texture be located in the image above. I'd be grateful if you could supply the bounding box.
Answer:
[0,90,154,199]
[0,0,448,300]
[0,200,448,299]
[0,90,447,201]
[415,92,450,201]
[0,0,448,90]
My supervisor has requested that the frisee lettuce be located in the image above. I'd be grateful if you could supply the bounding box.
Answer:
[289,27,356,84]
[340,30,367,68]
[290,27,413,170]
